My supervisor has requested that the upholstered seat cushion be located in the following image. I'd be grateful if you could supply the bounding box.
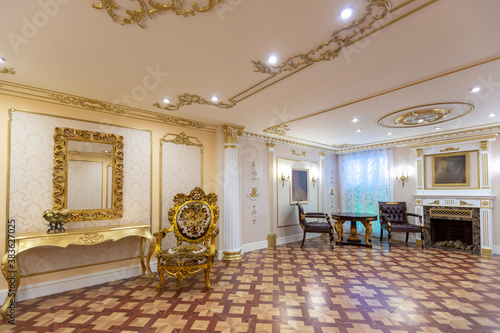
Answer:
[384,222,421,232]
[306,222,332,232]
[158,244,217,267]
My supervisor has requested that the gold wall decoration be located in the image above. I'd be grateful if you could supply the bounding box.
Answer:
[249,205,259,224]
[416,149,422,158]
[459,200,473,206]
[429,200,440,205]
[161,132,204,151]
[0,67,15,74]
[249,162,259,181]
[291,150,306,157]
[156,115,207,130]
[92,0,222,28]
[263,124,289,136]
[52,127,124,222]
[248,187,261,201]
[252,0,391,74]
[49,94,129,114]
[480,140,488,151]
[267,142,276,149]
[439,147,459,152]
[223,123,245,145]
[154,93,237,111]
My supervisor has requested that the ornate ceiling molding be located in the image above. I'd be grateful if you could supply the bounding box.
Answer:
[243,132,336,152]
[1,67,16,75]
[252,0,392,74]
[92,0,222,28]
[0,80,217,132]
[154,93,236,111]
[378,102,474,128]
[263,124,289,136]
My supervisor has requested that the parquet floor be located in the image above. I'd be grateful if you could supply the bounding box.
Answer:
[3,238,500,332]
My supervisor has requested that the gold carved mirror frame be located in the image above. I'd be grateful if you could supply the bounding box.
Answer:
[53,127,124,221]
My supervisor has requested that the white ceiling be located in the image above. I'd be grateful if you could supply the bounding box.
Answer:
[1,0,500,149]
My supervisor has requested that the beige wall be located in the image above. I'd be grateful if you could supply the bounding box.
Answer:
[0,95,216,290]
[489,139,500,249]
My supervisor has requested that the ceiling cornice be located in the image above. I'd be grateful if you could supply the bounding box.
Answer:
[0,80,217,132]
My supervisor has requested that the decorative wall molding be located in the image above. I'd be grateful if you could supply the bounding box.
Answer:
[263,125,289,136]
[161,132,203,150]
[1,67,15,74]
[248,187,261,201]
[154,93,236,111]
[291,149,306,157]
[0,80,217,132]
[252,0,392,74]
[249,205,259,224]
[440,147,459,152]
[249,162,259,181]
[92,0,222,28]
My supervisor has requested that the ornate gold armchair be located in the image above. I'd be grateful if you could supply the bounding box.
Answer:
[154,187,219,291]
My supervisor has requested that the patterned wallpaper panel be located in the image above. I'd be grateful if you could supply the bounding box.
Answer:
[9,111,151,275]
[161,142,202,248]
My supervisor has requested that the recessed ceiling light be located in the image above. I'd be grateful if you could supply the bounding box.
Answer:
[418,119,424,123]
[471,86,481,93]
[488,113,496,118]
[339,7,354,19]
[0,57,5,63]
[352,117,358,123]
[435,127,441,130]
[162,98,170,104]
[387,132,392,135]
[356,129,362,132]
[268,55,278,64]
[211,96,219,102]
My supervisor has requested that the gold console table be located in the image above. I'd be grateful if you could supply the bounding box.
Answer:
[0,223,155,323]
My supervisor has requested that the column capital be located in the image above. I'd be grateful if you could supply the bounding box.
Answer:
[319,151,326,158]
[223,123,245,148]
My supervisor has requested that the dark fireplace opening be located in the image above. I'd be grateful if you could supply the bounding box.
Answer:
[430,218,473,245]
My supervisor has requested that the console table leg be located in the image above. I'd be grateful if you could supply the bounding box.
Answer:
[146,235,155,284]
[140,237,147,277]
[1,253,19,324]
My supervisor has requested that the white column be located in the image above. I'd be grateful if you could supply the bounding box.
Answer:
[267,142,276,248]
[319,152,325,212]
[222,124,244,261]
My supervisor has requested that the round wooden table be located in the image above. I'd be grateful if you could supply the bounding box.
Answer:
[331,212,378,247]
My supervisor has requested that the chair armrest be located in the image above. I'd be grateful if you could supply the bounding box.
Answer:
[153,226,173,257]
[379,212,389,223]
[210,227,219,255]
[304,213,328,218]
[406,212,423,227]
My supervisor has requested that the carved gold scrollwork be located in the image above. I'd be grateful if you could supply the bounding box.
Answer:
[429,200,440,205]
[0,67,16,74]
[74,233,107,245]
[92,0,222,28]
[49,94,128,114]
[440,147,459,152]
[223,123,244,145]
[252,0,391,74]
[291,150,306,157]
[459,201,473,206]
[263,125,289,136]
[154,93,237,112]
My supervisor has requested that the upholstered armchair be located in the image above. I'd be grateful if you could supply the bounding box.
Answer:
[297,202,334,249]
[378,202,424,248]
[154,187,219,291]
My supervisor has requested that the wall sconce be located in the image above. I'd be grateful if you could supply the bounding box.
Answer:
[312,177,318,188]
[395,171,409,187]
[280,172,289,187]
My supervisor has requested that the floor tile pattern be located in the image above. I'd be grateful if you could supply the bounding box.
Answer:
[3,238,500,332]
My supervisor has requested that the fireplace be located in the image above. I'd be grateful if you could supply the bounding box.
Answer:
[423,206,480,254]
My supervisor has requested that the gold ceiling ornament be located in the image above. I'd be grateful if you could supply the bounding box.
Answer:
[223,123,244,145]
[263,124,289,136]
[439,147,459,152]
[252,0,391,74]
[0,67,16,75]
[92,0,222,28]
[394,109,451,126]
[154,93,237,111]
[378,102,475,128]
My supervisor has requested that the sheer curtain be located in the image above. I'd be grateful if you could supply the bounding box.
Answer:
[339,148,391,236]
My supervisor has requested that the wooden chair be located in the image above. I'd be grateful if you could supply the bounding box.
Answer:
[378,201,424,248]
[296,202,334,249]
[154,187,219,291]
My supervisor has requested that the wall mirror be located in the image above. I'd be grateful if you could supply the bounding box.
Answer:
[53,127,124,221]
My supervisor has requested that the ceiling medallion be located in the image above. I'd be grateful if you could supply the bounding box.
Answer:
[252,0,391,74]
[263,125,289,136]
[153,93,236,111]
[378,102,475,128]
[394,109,451,125]
[1,67,16,75]
[92,0,222,28]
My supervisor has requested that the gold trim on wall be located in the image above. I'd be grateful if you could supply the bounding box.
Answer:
[0,67,15,75]
[52,127,124,221]
[159,132,204,232]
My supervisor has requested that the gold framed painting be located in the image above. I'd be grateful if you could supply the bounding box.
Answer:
[431,152,470,187]
[290,168,309,204]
